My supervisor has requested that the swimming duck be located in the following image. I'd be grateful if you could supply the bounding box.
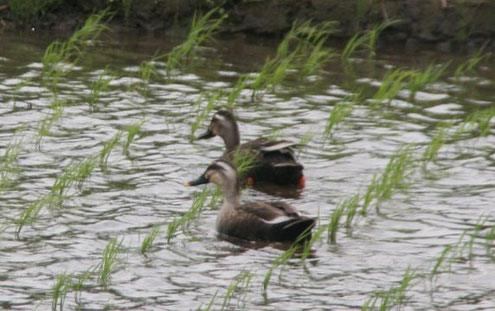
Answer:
[184,160,315,243]
[197,110,305,188]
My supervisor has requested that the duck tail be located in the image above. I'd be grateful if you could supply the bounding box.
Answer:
[276,217,316,242]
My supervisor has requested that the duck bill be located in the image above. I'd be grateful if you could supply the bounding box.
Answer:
[197,129,214,140]
[184,174,209,187]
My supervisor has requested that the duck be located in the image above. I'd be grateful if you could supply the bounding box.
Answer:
[184,160,315,243]
[197,110,305,188]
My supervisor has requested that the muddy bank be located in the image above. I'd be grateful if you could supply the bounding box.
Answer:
[0,0,494,51]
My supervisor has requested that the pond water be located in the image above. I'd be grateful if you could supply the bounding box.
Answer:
[0,31,494,310]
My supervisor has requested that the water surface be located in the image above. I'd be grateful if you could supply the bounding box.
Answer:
[0,31,494,310]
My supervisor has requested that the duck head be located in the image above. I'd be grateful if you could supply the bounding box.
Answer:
[185,160,240,191]
[197,110,240,152]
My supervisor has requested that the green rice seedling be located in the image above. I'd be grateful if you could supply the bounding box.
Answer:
[373,68,412,105]
[89,68,115,109]
[166,187,210,242]
[98,237,122,288]
[263,245,298,292]
[300,225,325,261]
[297,129,315,156]
[267,51,299,93]
[73,269,94,302]
[408,62,450,101]
[342,20,400,60]
[458,216,487,263]
[36,98,66,148]
[42,10,110,90]
[140,225,160,254]
[361,173,378,216]
[232,149,257,177]
[422,126,449,166]
[198,291,218,311]
[324,102,354,139]
[363,267,416,310]
[51,272,72,311]
[123,120,144,154]
[454,45,488,79]
[99,131,122,168]
[0,139,23,191]
[430,244,452,279]
[12,78,33,105]
[134,56,159,95]
[208,186,223,208]
[465,107,495,137]
[8,0,60,24]
[165,8,226,76]
[226,75,249,109]
[374,146,414,207]
[484,225,495,256]
[341,33,366,61]
[220,269,252,310]
[15,195,51,237]
[327,202,346,244]
[343,194,361,228]
[189,92,220,140]
[365,20,401,56]
[51,159,97,199]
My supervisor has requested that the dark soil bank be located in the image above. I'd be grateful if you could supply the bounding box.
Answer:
[0,0,494,51]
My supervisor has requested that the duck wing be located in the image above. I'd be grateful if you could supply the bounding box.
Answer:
[236,201,315,242]
[234,138,304,186]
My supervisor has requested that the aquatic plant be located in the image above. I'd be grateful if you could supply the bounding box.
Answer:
[324,102,354,138]
[408,62,450,101]
[373,68,412,105]
[42,10,110,90]
[297,129,315,156]
[327,202,346,244]
[73,269,93,302]
[454,45,487,79]
[166,187,211,242]
[51,272,72,311]
[15,195,51,237]
[300,225,325,261]
[0,139,23,191]
[249,20,337,100]
[341,20,400,60]
[140,225,160,254]
[232,149,257,177]
[52,159,97,199]
[374,146,414,207]
[362,267,416,311]
[36,98,67,148]
[123,120,144,154]
[89,68,115,109]
[343,194,361,228]
[263,245,298,292]
[98,237,122,288]
[221,269,253,310]
[189,92,220,140]
[99,131,122,168]
[360,173,378,216]
[165,8,226,76]
[422,125,449,166]
[226,75,249,109]
[465,107,495,137]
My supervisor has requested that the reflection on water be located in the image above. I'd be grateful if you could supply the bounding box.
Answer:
[0,31,494,310]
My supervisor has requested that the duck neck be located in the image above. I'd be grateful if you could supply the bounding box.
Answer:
[220,182,241,210]
[221,123,241,153]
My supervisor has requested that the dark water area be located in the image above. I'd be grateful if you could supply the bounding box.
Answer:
[0,30,494,310]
